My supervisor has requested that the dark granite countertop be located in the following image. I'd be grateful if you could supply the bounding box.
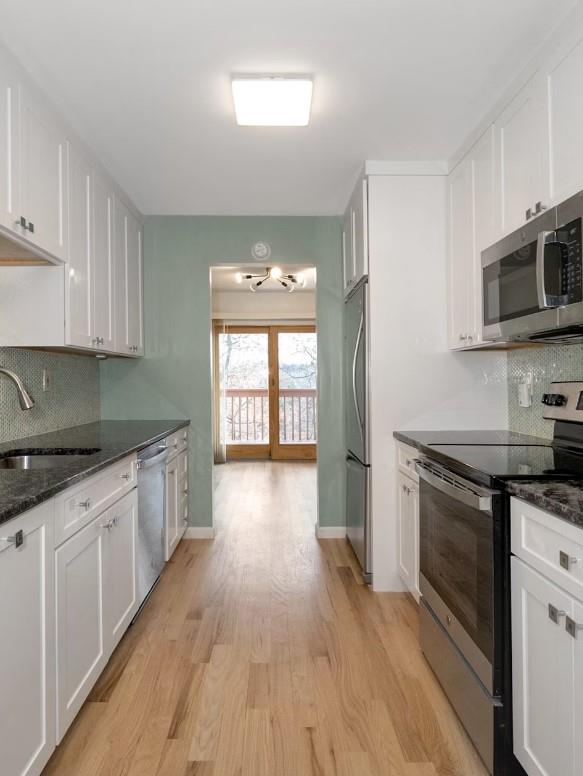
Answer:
[393,429,551,451]
[0,420,189,526]
[506,480,583,528]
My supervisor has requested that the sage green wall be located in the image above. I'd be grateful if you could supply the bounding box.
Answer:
[100,216,345,529]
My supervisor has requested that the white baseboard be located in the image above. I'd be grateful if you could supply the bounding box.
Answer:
[183,527,215,539]
[315,525,346,539]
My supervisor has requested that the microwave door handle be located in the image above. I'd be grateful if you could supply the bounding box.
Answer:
[536,230,558,309]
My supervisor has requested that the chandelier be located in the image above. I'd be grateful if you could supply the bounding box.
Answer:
[236,266,306,293]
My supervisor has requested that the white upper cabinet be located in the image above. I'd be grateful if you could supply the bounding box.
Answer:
[92,171,115,352]
[114,197,144,357]
[447,156,473,349]
[343,176,368,295]
[0,66,19,233]
[495,75,550,236]
[18,85,68,262]
[66,143,93,349]
[547,34,583,206]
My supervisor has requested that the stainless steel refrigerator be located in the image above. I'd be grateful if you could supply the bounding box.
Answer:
[344,277,371,582]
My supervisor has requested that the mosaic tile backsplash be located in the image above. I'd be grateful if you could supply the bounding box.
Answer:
[0,348,100,442]
[508,344,583,439]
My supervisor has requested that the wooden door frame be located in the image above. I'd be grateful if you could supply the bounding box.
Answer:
[213,323,317,461]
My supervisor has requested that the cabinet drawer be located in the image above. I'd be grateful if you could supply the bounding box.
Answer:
[396,442,419,481]
[54,455,137,547]
[166,427,189,460]
[511,496,583,602]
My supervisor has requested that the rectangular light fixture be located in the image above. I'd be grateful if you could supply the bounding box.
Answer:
[231,76,313,126]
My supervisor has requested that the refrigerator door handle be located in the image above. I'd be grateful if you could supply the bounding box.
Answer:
[352,311,365,446]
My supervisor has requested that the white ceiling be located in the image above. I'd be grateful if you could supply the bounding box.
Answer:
[0,0,575,215]
[211,265,316,292]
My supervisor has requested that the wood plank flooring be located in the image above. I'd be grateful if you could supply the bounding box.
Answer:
[43,461,487,776]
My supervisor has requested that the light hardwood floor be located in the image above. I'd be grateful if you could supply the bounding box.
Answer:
[44,461,487,776]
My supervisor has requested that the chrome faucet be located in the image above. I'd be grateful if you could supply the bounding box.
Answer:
[0,367,35,410]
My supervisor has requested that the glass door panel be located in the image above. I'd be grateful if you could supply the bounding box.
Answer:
[218,330,269,452]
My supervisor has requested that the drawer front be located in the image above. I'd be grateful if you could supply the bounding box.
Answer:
[54,455,137,547]
[166,427,189,460]
[511,496,583,602]
[396,442,419,481]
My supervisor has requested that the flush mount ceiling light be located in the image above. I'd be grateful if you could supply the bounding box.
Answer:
[231,77,313,126]
[237,266,306,293]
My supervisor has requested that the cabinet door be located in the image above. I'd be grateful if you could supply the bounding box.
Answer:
[342,204,354,295]
[165,456,180,561]
[0,67,19,232]
[574,598,583,775]
[65,143,93,349]
[19,85,67,261]
[471,127,495,343]
[114,197,143,356]
[104,490,138,654]
[177,450,188,542]
[512,557,574,776]
[496,75,550,236]
[55,518,107,741]
[447,157,473,348]
[351,178,368,283]
[0,502,55,776]
[126,210,144,356]
[92,172,114,351]
[397,471,419,601]
[548,34,583,205]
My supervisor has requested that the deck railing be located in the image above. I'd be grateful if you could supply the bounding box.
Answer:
[224,388,317,444]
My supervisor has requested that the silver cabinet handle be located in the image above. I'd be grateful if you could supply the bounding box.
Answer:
[559,551,579,571]
[534,201,547,215]
[99,519,113,530]
[566,616,583,638]
[92,338,99,347]
[111,516,119,527]
[120,473,131,481]
[15,216,27,229]
[459,333,467,341]
[548,603,566,624]
[0,529,24,548]
[526,207,533,221]
[77,499,92,509]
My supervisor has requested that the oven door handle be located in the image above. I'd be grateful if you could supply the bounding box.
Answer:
[415,460,499,512]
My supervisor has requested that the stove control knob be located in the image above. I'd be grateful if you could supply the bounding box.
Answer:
[542,393,567,407]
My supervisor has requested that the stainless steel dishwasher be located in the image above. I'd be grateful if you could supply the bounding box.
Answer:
[135,440,168,615]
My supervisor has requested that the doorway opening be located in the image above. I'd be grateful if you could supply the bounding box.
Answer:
[214,324,317,461]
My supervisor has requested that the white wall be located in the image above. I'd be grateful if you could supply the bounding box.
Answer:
[368,174,508,592]
[212,289,315,320]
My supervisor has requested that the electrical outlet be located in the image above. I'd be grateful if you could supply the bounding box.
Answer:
[42,369,51,392]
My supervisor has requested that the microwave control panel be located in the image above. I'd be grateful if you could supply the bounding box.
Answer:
[556,217,582,303]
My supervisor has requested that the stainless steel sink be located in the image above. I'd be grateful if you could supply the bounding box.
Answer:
[0,449,100,470]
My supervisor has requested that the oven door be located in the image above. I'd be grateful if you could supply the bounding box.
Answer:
[416,459,500,694]
[482,208,560,341]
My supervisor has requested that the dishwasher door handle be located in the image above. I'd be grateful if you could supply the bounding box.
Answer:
[137,448,168,470]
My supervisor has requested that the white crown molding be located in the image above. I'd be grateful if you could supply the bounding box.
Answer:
[184,527,215,539]
[315,525,346,539]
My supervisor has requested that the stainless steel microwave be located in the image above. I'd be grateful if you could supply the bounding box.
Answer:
[482,190,583,343]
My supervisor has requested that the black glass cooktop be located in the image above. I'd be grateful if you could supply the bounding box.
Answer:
[427,444,583,480]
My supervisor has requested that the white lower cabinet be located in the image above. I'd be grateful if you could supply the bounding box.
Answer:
[55,488,138,741]
[511,556,574,776]
[165,445,188,562]
[511,496,583,776]
[397,469,420,602]
[0,501,56,776]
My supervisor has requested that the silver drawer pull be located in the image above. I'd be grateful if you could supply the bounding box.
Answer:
[77,499,92,510]
[566,616,583,638]
[0,529,24,548]
[548,603,566,624]
[120,473,131,481]
[99,519,113,530]
[111,516,119,527]
[559,551,579,571]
